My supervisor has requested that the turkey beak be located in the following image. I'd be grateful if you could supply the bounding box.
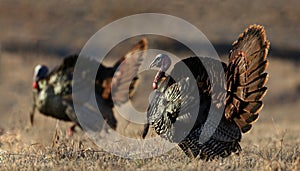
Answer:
[149,59,159,69]
[149,61,156,69]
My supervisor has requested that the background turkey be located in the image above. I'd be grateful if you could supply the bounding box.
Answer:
[30,38,148,136]
[142,25,269,160]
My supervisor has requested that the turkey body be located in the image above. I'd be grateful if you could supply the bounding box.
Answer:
[32,55,118,128]
[143,25,270,160]
[31,38,148,135]
[32,55,78,123]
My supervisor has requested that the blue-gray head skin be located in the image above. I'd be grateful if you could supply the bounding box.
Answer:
[149,54,172,90]
[149,54,171,71]
[32,64,48,90]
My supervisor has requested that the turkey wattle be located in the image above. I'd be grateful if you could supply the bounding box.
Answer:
[30,38,148,136]
[142,25,269,160]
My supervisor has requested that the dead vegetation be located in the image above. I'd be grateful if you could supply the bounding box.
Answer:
[0,124,299,170]
[1,0,300,170]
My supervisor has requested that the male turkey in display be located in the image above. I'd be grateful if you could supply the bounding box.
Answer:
[142,25,269,160]
[30,38,148,136]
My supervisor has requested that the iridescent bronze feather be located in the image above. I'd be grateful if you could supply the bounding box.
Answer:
[143,25,269,160]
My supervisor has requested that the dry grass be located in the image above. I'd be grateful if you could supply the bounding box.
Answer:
[0,124,299,170]
[1,0,300,170]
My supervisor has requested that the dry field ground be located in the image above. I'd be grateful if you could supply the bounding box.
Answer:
[0,1,300,170]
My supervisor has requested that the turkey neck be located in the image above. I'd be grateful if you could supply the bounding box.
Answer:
[153,69,166,90]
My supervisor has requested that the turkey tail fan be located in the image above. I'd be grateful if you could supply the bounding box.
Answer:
[111,38,148,105]
[112,38,148,70]
[125,38,148,98]
[225,25,270,133]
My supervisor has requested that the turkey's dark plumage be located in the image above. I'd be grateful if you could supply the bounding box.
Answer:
[31,55,77,123]
[143,25,269,160]
[31,38,148,135]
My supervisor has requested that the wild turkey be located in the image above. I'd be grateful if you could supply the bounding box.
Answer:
[30,38,148,135]
[142,25,270,160]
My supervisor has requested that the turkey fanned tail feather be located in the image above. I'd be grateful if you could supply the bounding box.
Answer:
[144,24,269,160]
[225,24,270,133]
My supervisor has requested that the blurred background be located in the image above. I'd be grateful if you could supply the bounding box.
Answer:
[0,0,299,145]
